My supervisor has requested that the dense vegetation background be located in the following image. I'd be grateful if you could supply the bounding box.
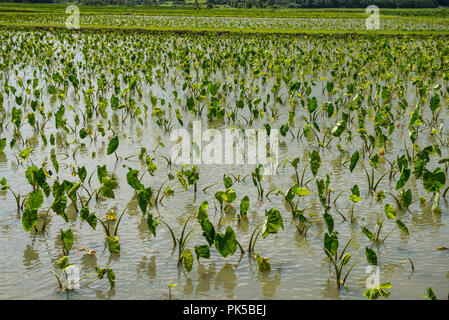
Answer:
[2,0,449,9]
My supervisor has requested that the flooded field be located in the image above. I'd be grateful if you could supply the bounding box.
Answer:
[0,29,448,300]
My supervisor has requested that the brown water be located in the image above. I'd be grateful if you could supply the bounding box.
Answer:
[0,30,448,300]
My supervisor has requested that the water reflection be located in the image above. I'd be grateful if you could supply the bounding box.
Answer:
[23,244,39,269]
[214,263,236,299]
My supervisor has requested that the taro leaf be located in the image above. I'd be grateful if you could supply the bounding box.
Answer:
[324,232,338,258]
[422,287,438,300]
[223,175,233,189]
[78,166,87,182]
[362,227,375,243]
[384,204,397,220]
[365,247,378,266]
[0,138,6,153]
[262,209,284,239]
[224,188,236,203]
[349,193,360,203]
[51,154,59,174]
[146,213,159,237]
[423,168,446,193]
[137,187,152,214]
[323,212,334,234]
[27,189,43,210]
[106,236,120,254]
[97,165,107,184]
[197,201,209,222]
[182,249,194,272]
[177,172,187,190]
[215,190,225,204]
[201,219,216,246]
[52,196,68,222]
[194,245,210,260]
[19,148,31,161]
[331,119,347,137]
[350,151,359,173]
[401,189,412,209]
[396,220,409,235]
[107,136,119,155]
[22,208,38,232]
[369,154,379,169]
[240,196,250,216]
[80,207,97,230]
[310,150,321,177]
[351,185,360,197]
[214,226,237,258]
[254,253,271,272]
[101,178,118,199]
[430,94,440,113]
[67,183,81,202]
[280,124,289,137]
[307,97,318,114]
[127,168,143,191]
[106,268,116,289]
[57,256,72,270]
[395,168,411,190]
[364,282,392,300]
[61,229,74,254]
[79,128,87,139]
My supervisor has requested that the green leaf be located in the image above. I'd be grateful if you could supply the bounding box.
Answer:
[146,213,159,237]
[106,267,116,289]
[396,220,409,235]
[27,189,43,210]
[80,207,97,230]
[254,253,271,272]
[214,226,237,258]
[365,247,378,266]
[262,209,284,239]
[106,236,120,254]
[349,151,359,173]
[61,229,74,254]
[201,219,216,246]
[107,136,119,155]
[362,227,375,243]
[194,245,210,260]
[223,175,233,189]
[224,188,236,203]
[369,154,379,169]
[182,249,194,272]
[97,165,107,184]
[324,232,338,258]
[310,150,321,177]
[127,168,143,191]
[137,187,152,214]
[22,208,38,232]
[384,204,397,220]
[423,168,446,193]
[240,196,250,216]
[19,147,31,160]
[430,94,440,113]
[396,168,411,190]
[197,201,209,222]
[78,166,87,182]
[422,287,438,300]
[57,256,71,270]
[323,212,334,234]
[52,196,68,222]
[401,189,412,209]
[331,119,347,137]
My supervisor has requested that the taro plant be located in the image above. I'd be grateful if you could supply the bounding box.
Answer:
[363,247,392,300]
[52,229,115,292]
[361,204,409,245]
[323,212,362,288]
[248,208,284,254]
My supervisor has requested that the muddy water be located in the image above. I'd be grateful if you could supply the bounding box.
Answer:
[0,31,449,300]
